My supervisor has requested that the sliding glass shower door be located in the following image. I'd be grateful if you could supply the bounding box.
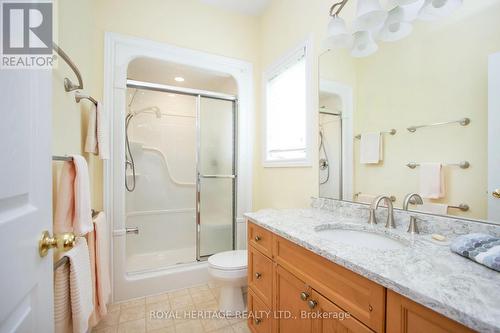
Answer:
[197,97,236,259]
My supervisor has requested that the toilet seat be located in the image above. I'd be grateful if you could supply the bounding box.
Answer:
[208,250,247,271]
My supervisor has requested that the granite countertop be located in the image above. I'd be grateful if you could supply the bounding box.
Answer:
[244,208,500,333]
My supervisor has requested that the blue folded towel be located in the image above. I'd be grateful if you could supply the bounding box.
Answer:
[450,233,500,272]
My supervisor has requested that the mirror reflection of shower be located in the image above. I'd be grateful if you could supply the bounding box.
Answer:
[319,102,342,199]
[125,88,162,192]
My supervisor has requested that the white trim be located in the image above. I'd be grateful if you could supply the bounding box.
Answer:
[103,32,254,301]
[262,36,314,168]
[319,79,354,200]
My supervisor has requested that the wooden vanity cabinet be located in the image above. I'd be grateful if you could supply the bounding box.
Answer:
[386,291,475,333]
[247,221,477,333]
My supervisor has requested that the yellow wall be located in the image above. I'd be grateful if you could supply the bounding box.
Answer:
[253,0,341,209]
[52,0,260,211]
[53,0,499,216]
[318,2,500,220]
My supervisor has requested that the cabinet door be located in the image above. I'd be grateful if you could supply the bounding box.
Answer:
[275,265,313,333]
[386,290,475,333]
[311,290,374,333]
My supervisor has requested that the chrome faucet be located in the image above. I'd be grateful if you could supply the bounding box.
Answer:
[403,193,424,234]
[403,193,423,211]
[368,196,396,229]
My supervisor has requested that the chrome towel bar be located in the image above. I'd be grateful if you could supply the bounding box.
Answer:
[355,129,396,140]
[406,161,470,169]
[407,118,470,133]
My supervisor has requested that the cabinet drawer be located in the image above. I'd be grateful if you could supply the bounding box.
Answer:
[248,222,273,258]
[248,289,272,333]
[273,235,385,333]
[311,290,374,333]
[249,245,273,306]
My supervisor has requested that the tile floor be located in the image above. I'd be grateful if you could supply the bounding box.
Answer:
[92,283,250,333]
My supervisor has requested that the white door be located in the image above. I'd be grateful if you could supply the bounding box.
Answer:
[488,52,500,222]
[0,69,53,330]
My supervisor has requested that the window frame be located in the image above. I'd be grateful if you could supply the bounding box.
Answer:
[262,37,313,168]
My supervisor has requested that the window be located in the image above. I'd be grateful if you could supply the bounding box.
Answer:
[263,40,311,166]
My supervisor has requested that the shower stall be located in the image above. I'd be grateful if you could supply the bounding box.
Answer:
[123,79,237,275]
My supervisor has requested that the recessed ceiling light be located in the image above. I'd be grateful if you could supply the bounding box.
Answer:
[174,76,185,82]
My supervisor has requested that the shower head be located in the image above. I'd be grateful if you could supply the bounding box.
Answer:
[130,106,162,119]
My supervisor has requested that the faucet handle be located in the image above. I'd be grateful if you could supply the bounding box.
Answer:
[407,216,419,234]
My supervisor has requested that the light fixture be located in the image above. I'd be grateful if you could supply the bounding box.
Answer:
[174,76,185,82]
[378,6,413,42]
[351,31,379,57]
[326,15,353,49]
[419,0,462,21]
[353,0,388,31]
[396,0,425,21]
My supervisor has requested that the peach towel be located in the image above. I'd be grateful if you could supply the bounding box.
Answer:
[55,238,93,333]
[87,212,111,327]
[53,156,93,236]
[85,102,109,160]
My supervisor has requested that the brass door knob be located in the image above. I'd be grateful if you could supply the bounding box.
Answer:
[300,292,309,301]
[254,318,262,325]
[493,189,500,199]
[255,272,262,279]
[307,300,317,309]
[254,235,261,242]
[39,231,76,257]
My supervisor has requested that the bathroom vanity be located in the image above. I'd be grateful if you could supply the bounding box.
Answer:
[245,200,500,333]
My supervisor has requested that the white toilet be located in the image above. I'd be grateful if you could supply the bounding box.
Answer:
[208,250,247,314]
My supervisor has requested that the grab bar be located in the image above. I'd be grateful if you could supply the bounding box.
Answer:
[126,227,139,235]
[200,174,236,179]
[53,43,83,92]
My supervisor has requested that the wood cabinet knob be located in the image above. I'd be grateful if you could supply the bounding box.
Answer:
[254,318,262,325]
[255,272,262,279]
[254,235,262,241]
[300,292,309,301]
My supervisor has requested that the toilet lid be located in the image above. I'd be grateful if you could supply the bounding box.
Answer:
[208,250,247,271]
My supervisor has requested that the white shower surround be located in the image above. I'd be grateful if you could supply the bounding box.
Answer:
[103,32,254,302]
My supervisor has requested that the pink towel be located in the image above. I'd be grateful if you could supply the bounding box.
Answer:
[53,161,76,234]
[419,163,445,199]
[87,212,111,328]
[85,102,109,160]
[53,156,93,236]
[67,238,94,333]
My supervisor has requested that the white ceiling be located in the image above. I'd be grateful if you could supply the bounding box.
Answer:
[199,0,271,16]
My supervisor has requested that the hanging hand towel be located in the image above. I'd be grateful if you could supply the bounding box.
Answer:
[419,163,445,199]
[70,155,93,236]
[53,161,76,234]
[87,212,112,328]
[54,262,73,333]
[85,102,109,160]
[360,132,382,164]
[67,238,94,333]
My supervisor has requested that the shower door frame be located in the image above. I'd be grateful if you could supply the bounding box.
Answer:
[126,79,238,263]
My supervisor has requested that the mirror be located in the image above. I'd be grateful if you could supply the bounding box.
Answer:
[318,1,500,223]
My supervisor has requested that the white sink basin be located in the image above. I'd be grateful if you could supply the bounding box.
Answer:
[317,229,407,250]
